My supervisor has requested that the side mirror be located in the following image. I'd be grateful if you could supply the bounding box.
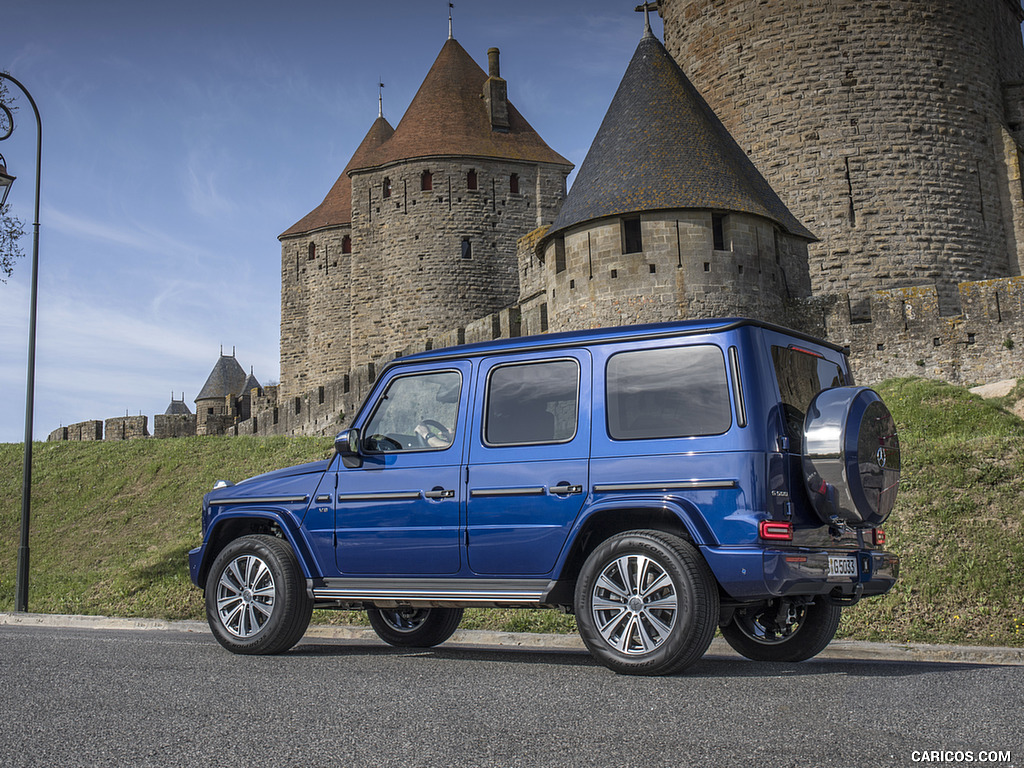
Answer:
[335,428,363,468]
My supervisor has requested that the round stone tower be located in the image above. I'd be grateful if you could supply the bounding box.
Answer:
[279,35,571,397]
[530,21,813,332]
[660,0,1024,315]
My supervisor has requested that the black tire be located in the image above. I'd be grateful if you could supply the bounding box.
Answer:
[721,599,841,662]
[367,607,464,648]
[574,530,719,676]
[205,534,313,655]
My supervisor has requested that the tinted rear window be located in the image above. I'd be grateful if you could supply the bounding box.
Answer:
[771,345,847,450]
[485,359,579,445]
[606,345,731,440]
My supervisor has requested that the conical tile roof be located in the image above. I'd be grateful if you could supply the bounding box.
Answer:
[195,353,248,402]
[279,116,394,238]
[351,38,571,170]
[164,395,192,416]
[543,31,813,245]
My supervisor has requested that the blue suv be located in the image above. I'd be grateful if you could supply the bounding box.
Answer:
[189,319,900,675]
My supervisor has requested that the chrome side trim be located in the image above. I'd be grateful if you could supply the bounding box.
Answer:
[311,578,551,605]
[593,480,738,493]
[336,491,422,502]
[470,486,546,498]
[209,495,309,506]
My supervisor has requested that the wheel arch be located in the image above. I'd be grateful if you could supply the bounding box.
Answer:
[197,511,318,588]
[554,499,716,591]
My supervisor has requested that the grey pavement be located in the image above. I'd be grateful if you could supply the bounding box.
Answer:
[2,611,1021,666]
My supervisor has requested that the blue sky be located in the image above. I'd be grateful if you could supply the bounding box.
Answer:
[0,0,662,443]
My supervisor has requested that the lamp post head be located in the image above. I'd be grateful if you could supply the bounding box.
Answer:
[0,158,14,208]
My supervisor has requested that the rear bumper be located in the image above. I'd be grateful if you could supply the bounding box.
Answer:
[702,545,900,601]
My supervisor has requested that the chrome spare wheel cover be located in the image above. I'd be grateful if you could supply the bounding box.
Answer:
[591,554,679,655]
[217,554,276,638]
[379,608,430,632]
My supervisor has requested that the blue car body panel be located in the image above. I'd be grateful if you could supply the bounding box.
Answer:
[189,318,899,608]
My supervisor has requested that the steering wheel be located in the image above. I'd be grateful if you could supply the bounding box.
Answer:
[416,419,452,445]
[369,434,403,452]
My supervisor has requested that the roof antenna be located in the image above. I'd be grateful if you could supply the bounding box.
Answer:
[448,2,454,39]
[635,2,657,38]
[378,78,385,118]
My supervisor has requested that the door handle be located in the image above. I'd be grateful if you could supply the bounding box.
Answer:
[424,488,455,500]
[550,483,583,496]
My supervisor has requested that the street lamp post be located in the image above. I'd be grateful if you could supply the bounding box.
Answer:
[1,72,43,613]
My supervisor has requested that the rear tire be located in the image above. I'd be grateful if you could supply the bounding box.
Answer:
[574,530,719,676]
[367,607,464,648]
[721,599,841,662]
[205,534,313,655]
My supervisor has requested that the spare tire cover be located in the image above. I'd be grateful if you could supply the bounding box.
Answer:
[802,387,900,528]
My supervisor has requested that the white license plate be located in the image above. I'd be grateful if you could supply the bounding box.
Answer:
[828,555,858,578]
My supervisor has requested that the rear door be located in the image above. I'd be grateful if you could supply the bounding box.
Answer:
[466,349,591,575]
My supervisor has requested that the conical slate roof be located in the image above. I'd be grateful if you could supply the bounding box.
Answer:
[280,116,395,238]
[351,38,571,170]
[164,395,192,416]
[543,30,814,245]
[241,369,261,395]
[195,353,248,402]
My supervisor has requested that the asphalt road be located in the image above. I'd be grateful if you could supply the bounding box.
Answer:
[0,623,1020,768]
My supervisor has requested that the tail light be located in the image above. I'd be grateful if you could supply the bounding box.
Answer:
[759,520,794,541]
[873,528,886,546]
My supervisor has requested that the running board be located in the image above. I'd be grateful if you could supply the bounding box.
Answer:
[309,578,555,608]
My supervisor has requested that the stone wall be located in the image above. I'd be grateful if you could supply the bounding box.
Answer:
[533,211,811,332]
[153,413,197,439]
[279,224,352,399]
[279,158,568,400]
[661,0,1024,316]
[47,420,102,442]
[826,276,1024,385]
[104,415,149,441]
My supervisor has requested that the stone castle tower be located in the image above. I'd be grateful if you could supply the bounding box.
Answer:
[659,0,1024,316]
[523,18,814,332]
[278,35,572,399]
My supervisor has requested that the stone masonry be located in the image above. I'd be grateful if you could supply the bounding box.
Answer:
[660,0,1024,317]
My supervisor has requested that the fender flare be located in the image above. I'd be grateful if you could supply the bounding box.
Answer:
[195,508,320,587]
[554,494,719,578]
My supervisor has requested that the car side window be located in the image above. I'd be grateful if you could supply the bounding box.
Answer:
[606,345,731,440]
[363,370,462,452]
[484,359,579,446]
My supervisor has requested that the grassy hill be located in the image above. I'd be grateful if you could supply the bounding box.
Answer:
[1,377,1022,647]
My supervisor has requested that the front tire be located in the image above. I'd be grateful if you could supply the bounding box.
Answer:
[721,599,841,662]
[574,530,719,676]
[205,534,313,655]
[367,607,464,647]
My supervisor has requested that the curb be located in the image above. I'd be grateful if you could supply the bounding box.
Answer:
[1,612,1021,666]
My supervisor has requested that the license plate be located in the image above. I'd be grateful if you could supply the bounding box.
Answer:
[828,555,858,578]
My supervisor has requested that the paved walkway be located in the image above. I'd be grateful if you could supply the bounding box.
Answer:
[2,611,1021,665]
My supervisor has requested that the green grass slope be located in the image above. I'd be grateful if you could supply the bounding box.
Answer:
[1,378,1022,646]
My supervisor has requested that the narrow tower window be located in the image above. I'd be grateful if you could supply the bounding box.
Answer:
[382,177,392,198]
[342,235,352,254]
[308,242,316,261]
[510,173,519,194]
[461,238,473,260]
[467,169,478,190]
[712,214,727,251]
[622,216,642,254]
[421,170,433,191]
